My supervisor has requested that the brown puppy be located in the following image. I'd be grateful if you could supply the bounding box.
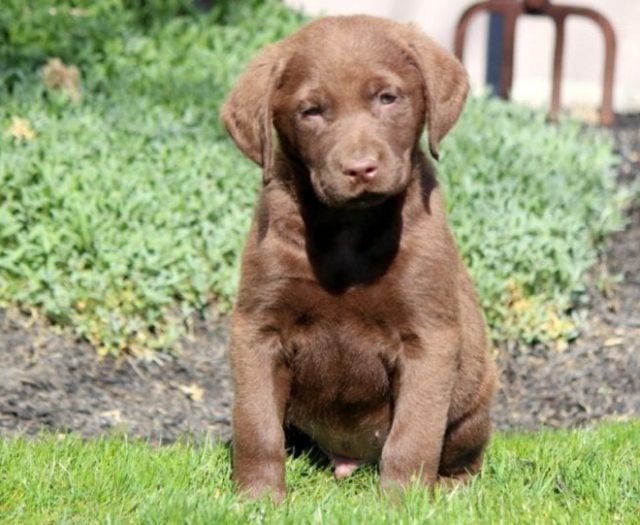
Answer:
[222,15,496,501]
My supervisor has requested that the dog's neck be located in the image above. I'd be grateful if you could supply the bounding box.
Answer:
[303,197,404,294]
[265,152,436,294]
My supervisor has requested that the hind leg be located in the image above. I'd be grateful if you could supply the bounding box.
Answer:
[438,406,492,486]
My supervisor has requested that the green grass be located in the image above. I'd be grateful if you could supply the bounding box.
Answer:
[0,0,633,353]
[1,422,638,523]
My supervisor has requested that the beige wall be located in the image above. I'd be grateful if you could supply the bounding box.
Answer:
[284,0,640,112]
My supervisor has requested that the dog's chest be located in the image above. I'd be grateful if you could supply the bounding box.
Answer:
[286,312,398,405]
[278,288,406,457]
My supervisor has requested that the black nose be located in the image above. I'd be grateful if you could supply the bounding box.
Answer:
[341,158,378,181]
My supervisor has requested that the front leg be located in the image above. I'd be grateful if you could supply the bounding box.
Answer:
[230,315,290,501]
[380,328,459,489]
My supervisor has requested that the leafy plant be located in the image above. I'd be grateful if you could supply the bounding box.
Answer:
[441,97,628,348]
[0,0,305,354]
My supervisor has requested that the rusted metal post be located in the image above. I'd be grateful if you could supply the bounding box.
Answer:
[549,14,566,122]
[499,9,519,98]
[453,0,617,125]
[524,0,550,10]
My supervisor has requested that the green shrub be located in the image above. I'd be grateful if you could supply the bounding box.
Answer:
[442,97,627,347]
[0,0,306,355]
[0,1,629,354]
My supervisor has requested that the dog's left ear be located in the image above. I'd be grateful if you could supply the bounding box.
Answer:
[221,44,286,180]
[402,25,469,161]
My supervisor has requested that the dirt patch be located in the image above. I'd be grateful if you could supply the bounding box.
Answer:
[0,311,232,443]
[1,117,639,441]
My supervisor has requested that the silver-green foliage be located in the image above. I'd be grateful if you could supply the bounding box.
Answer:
[442,97,627,346]
[1,0,304,353]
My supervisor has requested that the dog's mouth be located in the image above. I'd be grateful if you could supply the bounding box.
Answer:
[311,177,391,209]
[340,191,389,209]
[309,166,409,209]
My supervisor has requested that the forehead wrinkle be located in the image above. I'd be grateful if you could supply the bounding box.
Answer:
[294,84,324,102]
[290,63,410,103]
[279,34,421,108]
[292,29,410,68]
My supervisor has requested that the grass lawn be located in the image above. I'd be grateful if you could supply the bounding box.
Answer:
[1,422,638,523]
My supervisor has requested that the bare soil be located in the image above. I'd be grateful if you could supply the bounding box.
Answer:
[0,311,233,443]
[1,116,639,441]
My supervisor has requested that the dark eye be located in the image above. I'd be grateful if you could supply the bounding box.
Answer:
[379,92,397,105]
[301,106,323,117]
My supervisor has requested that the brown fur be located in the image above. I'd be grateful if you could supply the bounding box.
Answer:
[221,15,496,501]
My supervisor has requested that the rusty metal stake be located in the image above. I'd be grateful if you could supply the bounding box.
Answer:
[454,0,616,125]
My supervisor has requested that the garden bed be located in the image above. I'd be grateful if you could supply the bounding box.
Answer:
[1,118,638,441]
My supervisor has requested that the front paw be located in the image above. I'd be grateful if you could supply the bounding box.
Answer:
[380,451,438,491]
[233,461,286,502]
[236,478,286,503]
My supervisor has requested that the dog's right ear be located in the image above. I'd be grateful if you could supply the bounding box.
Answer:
[221,44,285,176]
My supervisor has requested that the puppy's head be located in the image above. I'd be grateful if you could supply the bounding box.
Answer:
[221,16,468,208]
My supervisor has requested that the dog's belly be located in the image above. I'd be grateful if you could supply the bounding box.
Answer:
[289,408,391,461]
[283,316,398,460]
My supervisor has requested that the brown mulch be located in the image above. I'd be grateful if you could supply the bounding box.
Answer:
[0,312,232,443]
[1,115,639,441]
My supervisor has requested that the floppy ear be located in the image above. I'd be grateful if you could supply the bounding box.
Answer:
[221,44,285,178]
[403,26,469,161]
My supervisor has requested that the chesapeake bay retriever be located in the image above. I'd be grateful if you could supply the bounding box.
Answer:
[221,15,496,500]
